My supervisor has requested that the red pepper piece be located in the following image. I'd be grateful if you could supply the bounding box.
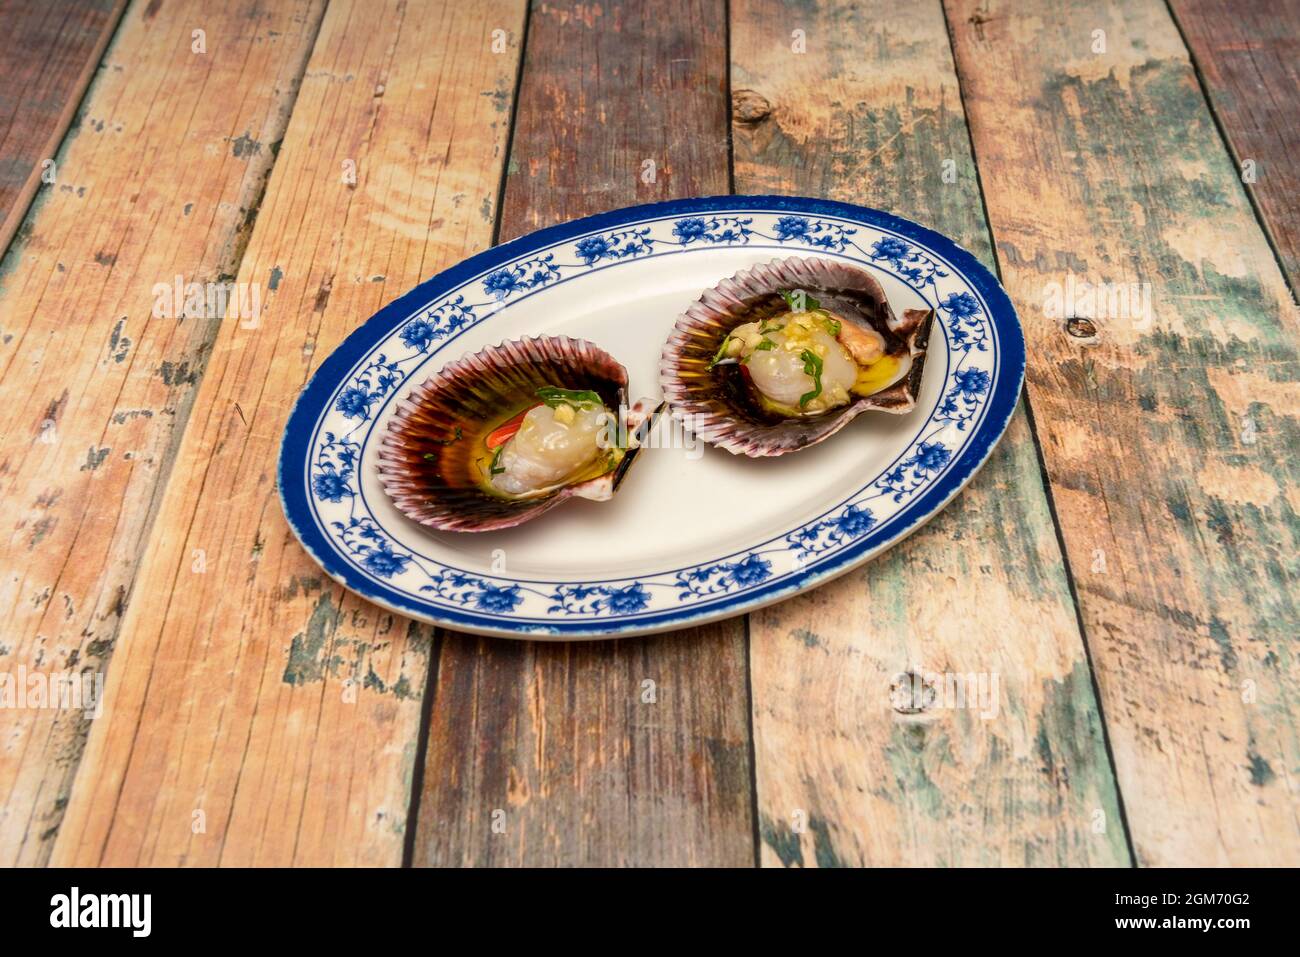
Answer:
[485,404,538,449]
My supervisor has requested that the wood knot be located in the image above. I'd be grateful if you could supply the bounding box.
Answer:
[1065,316,1099,340]
[891,671,934,715]
[732,89,772,124]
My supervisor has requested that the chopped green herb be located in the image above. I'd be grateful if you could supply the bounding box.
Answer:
[798,349,824,407]
[754,338,776,351]
[423,426,464,459]
[780,289,821,312]
[707,335,733,370]
[822,316,841,336]
[536,386,603,408]
[489,445,506,475]
[758,321,782,334]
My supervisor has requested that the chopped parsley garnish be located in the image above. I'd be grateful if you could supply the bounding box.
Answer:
[489,445,506,475]
[536,386,602,408]
[780,289,821,312]
[423,427,463,459]
[422,427,462,457]
[707,335,733,370]
[798,349,823,407]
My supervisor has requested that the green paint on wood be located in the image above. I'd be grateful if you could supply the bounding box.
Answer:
[1247,752,1275,787]
[759,812,803,868]
[282,593,429,699]
[282,593,341,686]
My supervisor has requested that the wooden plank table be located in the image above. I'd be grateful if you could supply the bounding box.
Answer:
[0,0,1295,867]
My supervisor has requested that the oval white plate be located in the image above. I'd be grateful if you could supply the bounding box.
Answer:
[279,196,1024,638]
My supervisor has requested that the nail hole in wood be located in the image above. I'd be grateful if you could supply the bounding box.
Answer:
[1065,316,1098,339]
[891,671,935,714]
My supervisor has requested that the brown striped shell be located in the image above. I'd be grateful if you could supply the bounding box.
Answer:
[659,257,935,457]
[378,336,653,532]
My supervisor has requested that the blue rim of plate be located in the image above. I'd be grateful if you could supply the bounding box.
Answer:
[278,195,1024,638]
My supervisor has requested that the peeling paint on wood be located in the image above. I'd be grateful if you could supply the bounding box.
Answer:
[0,0,328,868]
[411,0,754,869]
[49,0,526,867]
[0,0,127,255]
[4,0,1290,869]
[947,0,1299,865]
[735,0,1128,867]
[1169,0,1300,290]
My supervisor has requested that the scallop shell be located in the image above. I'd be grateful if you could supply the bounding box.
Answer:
[378,336,655,532]
[660,257,934,457]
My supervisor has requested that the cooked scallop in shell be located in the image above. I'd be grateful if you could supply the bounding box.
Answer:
[378,336,656,532]
[660,257,934,457]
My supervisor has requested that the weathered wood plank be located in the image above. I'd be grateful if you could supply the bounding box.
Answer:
[947,0,1300,865]
[1169,0,1300,289]
[411,0,754,868]
[49,0,526,866]
[0,0,326,867]
[0,0,126,255]
[733,0,1129,866]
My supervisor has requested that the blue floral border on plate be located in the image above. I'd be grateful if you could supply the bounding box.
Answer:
[278,196,1024,637]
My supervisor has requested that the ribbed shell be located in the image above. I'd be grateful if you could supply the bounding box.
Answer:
[378,336,643,532]
[660,257,934,457]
